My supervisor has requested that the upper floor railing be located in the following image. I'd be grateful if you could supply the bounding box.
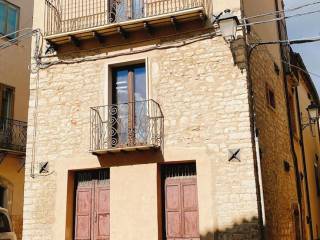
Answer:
[0,118,27,154]
[44,0,205,36]
[90,99,164,153]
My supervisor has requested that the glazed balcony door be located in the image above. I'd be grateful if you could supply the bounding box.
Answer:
[109,0,144,22]
[112,64,146,147]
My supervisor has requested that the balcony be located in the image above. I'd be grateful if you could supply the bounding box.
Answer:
[0,118,27,154]
[44,0,206,44]
[90,99,164,154]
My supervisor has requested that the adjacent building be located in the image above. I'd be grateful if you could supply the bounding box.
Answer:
[289,50,320,239]
[0,0,33,239]
[22,0,320,239]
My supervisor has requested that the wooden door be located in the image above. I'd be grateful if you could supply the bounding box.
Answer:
[75,171,110,240]
[164,165,200,240]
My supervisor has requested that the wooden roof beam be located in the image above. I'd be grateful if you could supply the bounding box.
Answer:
[68,35,80,47]
[117,26,128,39]
[171,16,179,31]
[144,22,154,36]
[92,31,106,44]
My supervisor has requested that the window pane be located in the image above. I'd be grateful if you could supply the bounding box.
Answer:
[1,87,14,119]
[0,2,6,34]
[7,5,18,38]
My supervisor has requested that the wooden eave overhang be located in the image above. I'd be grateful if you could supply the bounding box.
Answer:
[45,7,206,45]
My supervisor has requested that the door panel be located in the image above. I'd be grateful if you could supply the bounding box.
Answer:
[75,187,93,240]
[94,184,110,240]
[164,172,199,240]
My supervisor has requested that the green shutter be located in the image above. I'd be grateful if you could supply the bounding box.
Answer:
[0,1,6,35]
[7,5,18,38]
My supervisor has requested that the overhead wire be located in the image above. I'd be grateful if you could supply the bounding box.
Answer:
[242,0,320,20]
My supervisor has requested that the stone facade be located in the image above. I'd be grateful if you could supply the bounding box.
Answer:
[23,34,262,240]
[22,0,306,239]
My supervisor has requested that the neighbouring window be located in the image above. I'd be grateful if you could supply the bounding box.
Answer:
[0,0,19,39]
[0,186,5,208]
[288,93,298,135]
[0,84,14,119]
[266,84,276,109]
[292,203,302,240]
[315,155,320,196]
[0,212,10,233]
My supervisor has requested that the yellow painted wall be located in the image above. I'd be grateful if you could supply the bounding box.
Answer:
[0,0,33,239]
[0,0,33,122]
[0,155,25,239]
[297,80,320,239]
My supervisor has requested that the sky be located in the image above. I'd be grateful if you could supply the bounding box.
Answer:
[284,0,320,93]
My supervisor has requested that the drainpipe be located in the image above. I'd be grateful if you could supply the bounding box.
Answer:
[245,35,266,240]
[240,2,266,238]
[272,0,312,238]
[295,86,314,239]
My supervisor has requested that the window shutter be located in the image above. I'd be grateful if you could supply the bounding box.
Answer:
[0,1,6,34]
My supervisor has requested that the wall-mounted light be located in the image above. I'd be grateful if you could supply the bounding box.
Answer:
[303,102,320,131]
[307,102,319,123]
[216,9,240,42]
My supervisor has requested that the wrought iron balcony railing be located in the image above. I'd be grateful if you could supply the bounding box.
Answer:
[90,99,164,153]
[0,118,27,154]
[45,0,205,36]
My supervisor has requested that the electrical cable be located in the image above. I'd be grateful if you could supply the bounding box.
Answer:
[0,27,33,40]
[242,0,320,20]
[240,9,320,27]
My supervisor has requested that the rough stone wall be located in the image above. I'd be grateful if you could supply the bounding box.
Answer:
[250,40,299,239]
[22,35,261,239]
[151,37,261,238]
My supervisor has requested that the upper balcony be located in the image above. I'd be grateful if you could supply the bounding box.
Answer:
[90,99,164,155]
[0,118,27,155]
[44,0,207,44]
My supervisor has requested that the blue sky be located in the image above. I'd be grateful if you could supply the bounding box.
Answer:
[285,0,320,93]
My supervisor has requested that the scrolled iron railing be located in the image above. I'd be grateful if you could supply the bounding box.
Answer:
[0,118,27,153]
[90,99,164,152]
[44,0,205,36]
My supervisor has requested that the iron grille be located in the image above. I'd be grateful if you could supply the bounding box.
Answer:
[44,0,205,36]
[161,163,197,179]
[76,169,110,186]
[0,118,27,153]
[90,99,164,152]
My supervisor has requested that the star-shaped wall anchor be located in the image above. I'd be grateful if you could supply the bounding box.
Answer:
[228,149,241,162]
